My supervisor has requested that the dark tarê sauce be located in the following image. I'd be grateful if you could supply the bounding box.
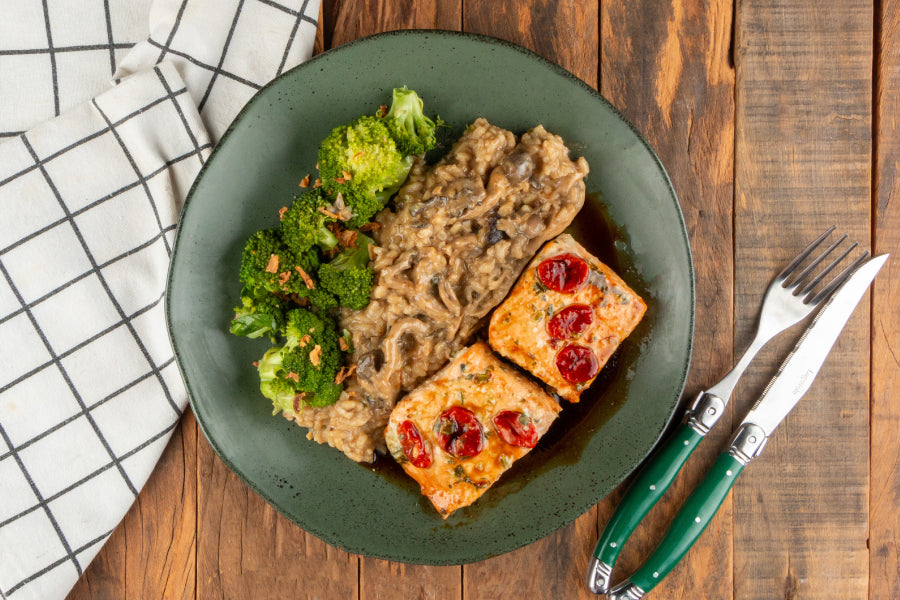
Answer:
[564,192,621,271]
[364,194,647,521]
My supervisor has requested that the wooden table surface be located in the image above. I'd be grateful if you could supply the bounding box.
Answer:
[66,1,899,598]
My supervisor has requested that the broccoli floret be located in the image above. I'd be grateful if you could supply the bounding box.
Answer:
[239,229,292,295]
[339,184,403,229]
[280,188,339,253]
[303,285,339,311]
[275,248,319,296]
[318,234,375,310]
[255,308,345,412]
[277,249,338,311]
[282,308,343,407]
[257,346,297,414]
[319,264,373,311]
[230,287,287,341]
[281,253,339,312]
[318,115,414,227]
[382,87,439,157]
[239,229,337,310]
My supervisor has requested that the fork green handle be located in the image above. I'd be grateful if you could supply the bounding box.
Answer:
[609,453,745,598]
[592,423,702,568]
[587,392,726,594]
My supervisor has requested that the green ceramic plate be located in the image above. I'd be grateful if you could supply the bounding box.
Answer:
[167,30,694,565]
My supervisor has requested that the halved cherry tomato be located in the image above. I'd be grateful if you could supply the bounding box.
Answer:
[556,344,599,383]
[548,304,593,339]
[436,406,485,458]
[493,410,538,448]
[536,253,589,293]
[398,420,431,468]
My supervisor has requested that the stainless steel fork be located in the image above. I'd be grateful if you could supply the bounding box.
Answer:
[702,226,866,405]
[587,226,869,594]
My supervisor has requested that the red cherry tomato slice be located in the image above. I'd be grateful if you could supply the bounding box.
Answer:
[536,253,589,293]
[398,420,431,468]
[556,344,600,383]
[492,410,539,448]
[547,304,594,339]
[436,406,485,458]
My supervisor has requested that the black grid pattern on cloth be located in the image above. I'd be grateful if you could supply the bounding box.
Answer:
[13,135,142,498]
[0,0,154,138]
[145,39,265,91]
[0,62,210,599]
[133,0,318,138]
[40,0,61,116]
[0,1,320,596]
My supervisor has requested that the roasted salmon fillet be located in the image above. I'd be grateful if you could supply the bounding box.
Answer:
[384,342,561,518]
[488,234,646,402]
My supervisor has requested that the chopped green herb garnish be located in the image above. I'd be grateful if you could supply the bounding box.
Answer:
[473,366,494,384]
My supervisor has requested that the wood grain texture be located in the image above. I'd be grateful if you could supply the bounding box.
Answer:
[323,0,461,49]
[196,429,358,600]
[733,1,872,598]
[461,514,598,600]
[463,0,598,88]
[599,1,735,598]
[67,412,197,600]
[871,0,900,597]
[359,559,461,600]
[459,2,597,598]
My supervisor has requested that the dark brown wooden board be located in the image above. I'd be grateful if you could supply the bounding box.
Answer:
[599,1,736,598]
[324,0,461,48]
[871,0,900,598]
[733,1,873,598]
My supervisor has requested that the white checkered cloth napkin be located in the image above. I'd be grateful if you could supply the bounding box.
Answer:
[0,1,320,598]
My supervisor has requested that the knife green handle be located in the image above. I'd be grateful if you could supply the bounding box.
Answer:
[593,424,702,567]
[617,453,745,596]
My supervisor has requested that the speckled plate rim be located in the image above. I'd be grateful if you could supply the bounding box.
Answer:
[166,29,695,565]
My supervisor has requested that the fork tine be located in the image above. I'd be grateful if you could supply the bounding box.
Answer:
[788,233,848,289]
[797,240,858,297]
[805,249,870,305]
[777,225,836,282]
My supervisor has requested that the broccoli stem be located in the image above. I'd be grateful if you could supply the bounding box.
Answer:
[317,225,339,249]
[329,234,373,271]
